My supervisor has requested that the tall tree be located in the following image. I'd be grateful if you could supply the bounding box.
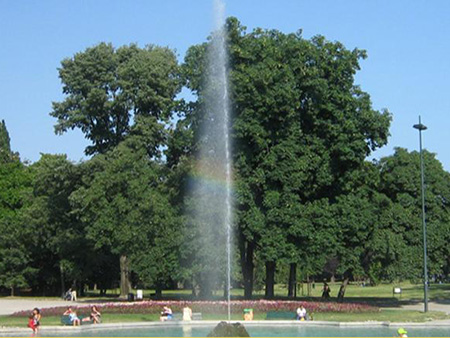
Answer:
[378,148,450,279]
[0,120,11,163]
[0,160,34,295]
[181,17,391,298]
[51,43,181,155]
[70,131,181,298]
[0,120,18,163]
[23,154,83,295]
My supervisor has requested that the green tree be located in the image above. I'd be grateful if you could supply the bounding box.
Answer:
[378,148,450,279]
[181,17,391,298]
[50,42,184,297]
[0,120,11,163]
[0,120,18,163]
[331,148,450,297]
[70,134,180,298]
[325,160,413,299]
[23,154,83,295]
[51,43,181,155]
[0,160,34,295]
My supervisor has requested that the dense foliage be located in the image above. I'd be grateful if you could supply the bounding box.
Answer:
[1,18,449,299]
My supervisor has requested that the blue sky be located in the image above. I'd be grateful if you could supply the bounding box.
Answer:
[1,0,449,170]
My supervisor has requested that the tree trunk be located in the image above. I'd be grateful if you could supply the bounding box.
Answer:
[223,281,228,299]
[191,277,198,297]
[265,261,276,299]
[119,255,131,298]
[288,263,297,298]
[337,277,349,302]
[199,285,213,299]
[79,283,85,297]
[199,271,213,299]
[10,286,14,297]
[306,273,310,297]
[59,261,65,298]
[240,240,255,299]
[155,287,162,299]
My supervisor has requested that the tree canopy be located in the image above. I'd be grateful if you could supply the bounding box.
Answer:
[51,43,181,155]
[181,17,391,297]
[1,18,449,300]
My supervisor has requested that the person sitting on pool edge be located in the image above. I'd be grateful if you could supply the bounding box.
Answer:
[81,305,102,324]
[243,308,253,321]
[160,306,173,321]
[296,305,307,321]
[63,306,81,326]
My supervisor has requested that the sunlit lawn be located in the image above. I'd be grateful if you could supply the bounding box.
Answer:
[3,282,450,305]
[82,282,450,301]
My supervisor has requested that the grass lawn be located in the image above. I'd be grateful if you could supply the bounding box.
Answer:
[313,309,450,322]
[1,309,449,328]
[76,282,450,302]
[6,282,448,303]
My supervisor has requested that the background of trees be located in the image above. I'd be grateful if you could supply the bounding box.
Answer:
[1,18,449,299]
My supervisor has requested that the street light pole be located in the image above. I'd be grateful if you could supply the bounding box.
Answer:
[413,116,428,313]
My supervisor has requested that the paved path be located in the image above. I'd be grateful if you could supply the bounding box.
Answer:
[0,299,83,316]
[395,301,450,314]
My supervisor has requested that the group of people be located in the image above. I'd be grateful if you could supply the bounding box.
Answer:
[27,302,409,336]
[28,305,102,331]
[242,306,308,321]
[63,305,101,326]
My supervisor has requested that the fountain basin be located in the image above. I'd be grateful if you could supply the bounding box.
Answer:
[2,320,450,337]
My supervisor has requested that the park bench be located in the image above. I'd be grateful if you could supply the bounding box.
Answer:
[266,311,296,320]
[172,312,202,321]
[60,315,93,325]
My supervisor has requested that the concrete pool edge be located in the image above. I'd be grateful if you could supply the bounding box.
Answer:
[2,320,450,336]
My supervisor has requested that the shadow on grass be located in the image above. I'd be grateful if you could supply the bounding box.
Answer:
[409,283,450,302]
[8,283,450,309]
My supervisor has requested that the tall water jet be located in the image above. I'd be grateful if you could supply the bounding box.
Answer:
[213,0,233,321]
[189,0,232,320]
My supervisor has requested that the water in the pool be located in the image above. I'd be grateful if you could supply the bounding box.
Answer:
[3,324,449,337]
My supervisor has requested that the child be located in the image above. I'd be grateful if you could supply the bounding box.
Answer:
[27,308,41,333]
[28,315,37,333]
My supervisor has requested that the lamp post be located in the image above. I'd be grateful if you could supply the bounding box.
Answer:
[413,116,428,313]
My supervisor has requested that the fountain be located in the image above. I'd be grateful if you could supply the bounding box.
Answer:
[207,321,250,337]
[189,0,232,320]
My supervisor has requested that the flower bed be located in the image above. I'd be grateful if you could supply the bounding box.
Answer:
[11,300,378,317]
